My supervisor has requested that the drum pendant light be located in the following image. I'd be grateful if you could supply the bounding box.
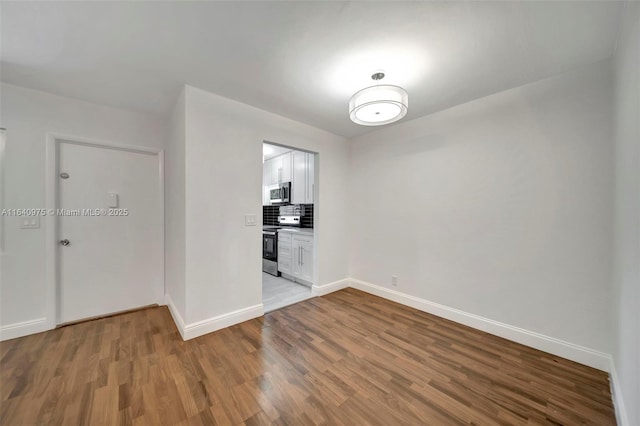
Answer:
[349,72,408,126]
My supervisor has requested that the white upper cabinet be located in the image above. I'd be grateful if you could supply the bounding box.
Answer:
[291,151,306,205]
[263,160,272,205]
[263,158,273,187]
[270,152,291,184]
[306,153,315,204]
[263,151,293,205]
[291,151,315,204]
[280,152,292,183]
[263,149,313,206]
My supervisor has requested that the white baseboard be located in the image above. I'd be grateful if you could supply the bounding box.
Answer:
[608,358,629,426]
[0,317,49,341]
[182,304,264,341]
[164,294,187,340]
[349,278,611,372]
[165,293,264,341]
[312,278,350,296]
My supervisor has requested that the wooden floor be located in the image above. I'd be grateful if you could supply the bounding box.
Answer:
[1,289,615,425]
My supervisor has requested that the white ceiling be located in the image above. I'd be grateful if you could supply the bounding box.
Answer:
[0,1,623,138]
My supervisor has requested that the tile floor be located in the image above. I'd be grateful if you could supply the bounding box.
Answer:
[262,272,312,312]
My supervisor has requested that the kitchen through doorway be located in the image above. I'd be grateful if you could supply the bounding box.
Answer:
[262,142,316,312]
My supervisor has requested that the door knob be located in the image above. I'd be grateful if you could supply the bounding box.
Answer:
[59,239,70,246]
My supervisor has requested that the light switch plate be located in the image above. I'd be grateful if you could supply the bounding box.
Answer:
[245,214,257,226]
[21,217,40,229]
[107,192,119,208]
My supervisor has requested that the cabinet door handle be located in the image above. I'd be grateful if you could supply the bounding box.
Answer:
[300,247,303,266]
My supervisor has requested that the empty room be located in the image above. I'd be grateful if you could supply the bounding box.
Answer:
[0,1,638,425]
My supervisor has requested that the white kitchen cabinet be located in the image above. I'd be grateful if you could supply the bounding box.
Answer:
[277,233,293,275]
[278,232,293,275]
[263,152,291,205]
[280,152,292,183]
[270,152,291,184]
[291,151,306,204]
[278,232,313,285]
[270,156,280,184]
[305,153,315,204]
[292,235,313,283]
[262,160,271,205]
[291,151,315,204]
[264,150,311,206]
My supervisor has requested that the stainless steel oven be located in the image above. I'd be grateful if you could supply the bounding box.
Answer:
[269,182,290,205]
[262,230,278,276]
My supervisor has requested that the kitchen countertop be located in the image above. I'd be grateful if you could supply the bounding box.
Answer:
[275,227,314,235]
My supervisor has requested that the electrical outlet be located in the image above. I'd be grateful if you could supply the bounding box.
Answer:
[391,275,398,287]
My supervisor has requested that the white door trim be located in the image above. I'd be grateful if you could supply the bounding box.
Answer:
[45,133,165,328]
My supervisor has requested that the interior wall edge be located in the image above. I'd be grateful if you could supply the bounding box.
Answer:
[348,277,612,372]
[608,357,630,426]
[164,293,186,340]
[180,303,264,341]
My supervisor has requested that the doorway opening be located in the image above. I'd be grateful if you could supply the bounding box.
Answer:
[261,141,317,312]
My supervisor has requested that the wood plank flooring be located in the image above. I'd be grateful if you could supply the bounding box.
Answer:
[1,289,615,425]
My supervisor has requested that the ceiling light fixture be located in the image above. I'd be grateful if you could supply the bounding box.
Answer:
[349,72,408,126]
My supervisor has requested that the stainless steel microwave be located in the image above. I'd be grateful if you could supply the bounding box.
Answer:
[269,182,290,205]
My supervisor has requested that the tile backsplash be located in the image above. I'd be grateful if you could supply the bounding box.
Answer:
[263,204,314,228]
[300,204,314,228]
[263,205,279,226]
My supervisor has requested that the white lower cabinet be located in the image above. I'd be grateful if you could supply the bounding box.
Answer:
[277,233,292,275]
[278,232,313,284]
[292,235,313,283]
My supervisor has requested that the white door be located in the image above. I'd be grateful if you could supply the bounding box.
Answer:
[58,141,162,324]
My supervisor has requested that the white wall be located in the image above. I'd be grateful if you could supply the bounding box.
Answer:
[612,2,639,424]
[165,89,186,323]
[181,85,349,325]
[348,60,614,354]
[0,83,167,336]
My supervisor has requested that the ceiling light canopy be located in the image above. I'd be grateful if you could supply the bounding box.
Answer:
[349,72,408,126]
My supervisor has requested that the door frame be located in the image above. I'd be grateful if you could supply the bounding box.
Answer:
[261,140,319,289]
[45,133,165,327]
